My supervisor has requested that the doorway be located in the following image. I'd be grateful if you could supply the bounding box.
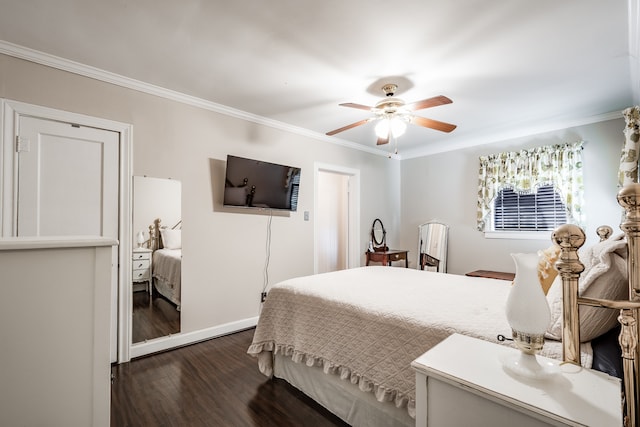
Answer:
[1,99,132,363]
[314,163,360,273]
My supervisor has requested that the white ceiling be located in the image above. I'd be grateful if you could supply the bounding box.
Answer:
[0,0,638,158]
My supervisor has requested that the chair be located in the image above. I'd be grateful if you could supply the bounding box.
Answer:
[418,221,448,273]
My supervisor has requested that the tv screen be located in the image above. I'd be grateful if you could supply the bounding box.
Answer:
[223,155,301,211]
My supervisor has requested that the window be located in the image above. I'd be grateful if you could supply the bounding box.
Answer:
[477,141,584,236]
[289,172,300,211]
[493,185,567,232]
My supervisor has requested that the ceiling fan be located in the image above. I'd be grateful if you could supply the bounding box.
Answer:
[326,84,457,145]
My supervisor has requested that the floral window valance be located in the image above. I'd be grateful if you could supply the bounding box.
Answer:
[477,141,585,231]
[619,106,640,186]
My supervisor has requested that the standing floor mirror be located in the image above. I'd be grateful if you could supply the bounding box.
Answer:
[418,221,449,273]
[132,176,182,344]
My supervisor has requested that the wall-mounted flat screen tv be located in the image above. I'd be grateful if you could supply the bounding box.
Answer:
[223,155,301,211]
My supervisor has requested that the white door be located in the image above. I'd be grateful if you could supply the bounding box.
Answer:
[17,116,120,362]
[17,117,119,237]
[316,170,350,273]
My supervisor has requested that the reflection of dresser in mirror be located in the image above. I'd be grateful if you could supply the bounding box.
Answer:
[131,176,181,344]
[132,247,152,295]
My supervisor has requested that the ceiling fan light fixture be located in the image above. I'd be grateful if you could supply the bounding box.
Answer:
[375,117,407,138]
[390,117,407,137]
[326,87,455,143]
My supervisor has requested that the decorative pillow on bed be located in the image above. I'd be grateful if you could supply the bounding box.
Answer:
[545,234,628,342]
[160,229,181,250]
[537,244,561,295]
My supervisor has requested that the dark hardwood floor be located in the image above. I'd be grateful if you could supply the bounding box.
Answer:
[132,290,180,343]
[111,328,349,427]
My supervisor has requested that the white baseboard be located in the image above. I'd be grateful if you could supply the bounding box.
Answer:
[128,316,259,360]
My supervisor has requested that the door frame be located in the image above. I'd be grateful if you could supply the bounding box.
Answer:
[313,163,361,273]
[1,98,133,362]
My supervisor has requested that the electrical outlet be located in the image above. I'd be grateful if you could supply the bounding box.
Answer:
[261,292,268,303]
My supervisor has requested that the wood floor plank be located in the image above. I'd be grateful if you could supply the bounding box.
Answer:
[111,328,349,426]
[131,290,180,343]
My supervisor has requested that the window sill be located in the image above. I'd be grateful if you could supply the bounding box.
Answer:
[484,231,553,240]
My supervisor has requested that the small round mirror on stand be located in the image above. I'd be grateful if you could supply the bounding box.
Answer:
[370,218,387,252]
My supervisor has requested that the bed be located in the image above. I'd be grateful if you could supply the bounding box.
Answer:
[149,218,182,310]
[248,224,632,426]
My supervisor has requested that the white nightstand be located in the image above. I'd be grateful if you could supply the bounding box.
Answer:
[411,333,622,427]
[132,247,152,295]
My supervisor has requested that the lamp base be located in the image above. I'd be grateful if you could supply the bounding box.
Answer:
[502,352,559,380]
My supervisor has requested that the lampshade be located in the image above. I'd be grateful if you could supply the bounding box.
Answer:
[374,117,407,139]
[136,231,145,247]
[503,252,557,379]
[506,252,551,341]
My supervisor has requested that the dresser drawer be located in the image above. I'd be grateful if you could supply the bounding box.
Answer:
[132,268,150,282]
[132,252,150,261]
[132,259,150,270]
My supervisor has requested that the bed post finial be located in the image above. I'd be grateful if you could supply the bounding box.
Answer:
[596,225,614,241]
[552,224,585,365]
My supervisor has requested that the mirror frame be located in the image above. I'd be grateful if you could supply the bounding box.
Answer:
[371,218,387,250]
[417,221,449,273]
[130,176,182,349]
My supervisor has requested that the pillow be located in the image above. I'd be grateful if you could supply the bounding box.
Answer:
[545,234,628,342]
[160,228,181,250]
[537,245,560,295]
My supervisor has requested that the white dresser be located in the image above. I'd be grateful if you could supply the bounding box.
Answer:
[411,333,622,427]
[0,236,116,427]
[132,247,153,295]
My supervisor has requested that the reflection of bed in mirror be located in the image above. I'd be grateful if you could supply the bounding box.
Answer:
[149,218,182,311]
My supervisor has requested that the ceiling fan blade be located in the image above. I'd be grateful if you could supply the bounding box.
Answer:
[411,116,457,133]
[339,102,375,111]
[326,119,370,136]
[405,95,453,111]
[376,128,390,145]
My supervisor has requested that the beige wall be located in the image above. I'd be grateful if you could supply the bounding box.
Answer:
[0,54,400,335]
[399,118,625,274]
[2,52,626,340]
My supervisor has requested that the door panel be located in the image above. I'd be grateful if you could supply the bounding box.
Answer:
[17,116,119,238]
[17,115,120,362]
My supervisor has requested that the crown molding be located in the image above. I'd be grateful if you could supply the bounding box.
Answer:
[398,110,624,160]
[0,39,631,162]
[0,40,393,159]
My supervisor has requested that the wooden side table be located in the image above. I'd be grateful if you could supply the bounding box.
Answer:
[465,269,515,281]
[365,249,408,267]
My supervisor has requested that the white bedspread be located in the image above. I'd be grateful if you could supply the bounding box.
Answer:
[248,266,592,419]
[152,248,181,305]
